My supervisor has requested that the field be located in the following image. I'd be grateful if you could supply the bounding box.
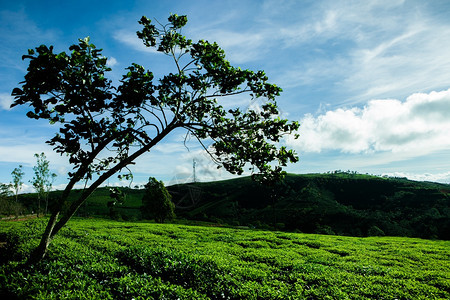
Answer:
[1,218,449,299]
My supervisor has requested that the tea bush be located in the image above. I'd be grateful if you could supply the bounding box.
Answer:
[0,218,449,299]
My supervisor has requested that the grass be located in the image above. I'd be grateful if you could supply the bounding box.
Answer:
[1,217,449,299]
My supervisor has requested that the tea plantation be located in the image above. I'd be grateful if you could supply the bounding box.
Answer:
[1,218,449,299]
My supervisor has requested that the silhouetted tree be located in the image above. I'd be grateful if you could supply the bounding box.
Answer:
[142,177,175,223]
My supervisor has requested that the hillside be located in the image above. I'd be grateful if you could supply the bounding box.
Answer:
[169,173,450,239]
[13,173,450,239]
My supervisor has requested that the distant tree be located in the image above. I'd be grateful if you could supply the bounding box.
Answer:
[11,165,25,202]
[142,177,175,223]
[0,183,10,216]
[30,153,57,217]
[0,192,9,216]
[107,187,126,220]
[0,183,24,217]
[0,183,12,199]
[11,14,299,264]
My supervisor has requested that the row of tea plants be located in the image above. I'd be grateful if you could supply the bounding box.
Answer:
[1,218,449,299]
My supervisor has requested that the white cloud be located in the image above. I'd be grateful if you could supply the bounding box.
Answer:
[113,29,159,54]
[343,23,450,103]
[383,171,450,183]
[172,148,237,184]
[106,57,118,67]
[287,88,450,156]
[0,142,68,168]
[0,93,12,110]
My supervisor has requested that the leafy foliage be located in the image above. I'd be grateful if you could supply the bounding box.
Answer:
[11,14,298,185]
[0,218,449,299]
[106,187,126,220]
[14,173,450,239]
[141,177,175,223]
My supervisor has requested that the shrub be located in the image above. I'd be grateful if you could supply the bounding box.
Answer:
[117,246,234,298]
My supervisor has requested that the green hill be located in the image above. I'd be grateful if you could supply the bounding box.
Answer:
[169,173,450,239]
[13,173,450,239]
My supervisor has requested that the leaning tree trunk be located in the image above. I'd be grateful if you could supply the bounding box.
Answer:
[25,171,82,265]
[26,210,60,265]
[27,176,113,264]
[26,185,91,264]
[26,124,176,265]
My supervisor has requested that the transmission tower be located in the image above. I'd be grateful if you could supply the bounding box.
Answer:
[193,159,197,183]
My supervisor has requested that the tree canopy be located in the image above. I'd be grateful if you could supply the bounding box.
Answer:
[11,13,299,263]
[142,177,175,223]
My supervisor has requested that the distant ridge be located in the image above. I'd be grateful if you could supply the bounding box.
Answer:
[14,173,450,240]
[169,173,450,239]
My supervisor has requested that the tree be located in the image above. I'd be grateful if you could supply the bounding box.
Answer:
[11,14,299,264]
[11,165,25,202]
[142,177,175,223]
[30,153,57,217]
[0,183,12,198]
[107,187,126,220]
[0,183,24,217]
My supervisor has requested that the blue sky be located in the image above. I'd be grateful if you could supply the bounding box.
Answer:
[1,0,450,192]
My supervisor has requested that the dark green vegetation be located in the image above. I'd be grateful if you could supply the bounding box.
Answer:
[1,218,449,299]
[142,177,175,223]
[0,183,24,218]
[172,173,450,240]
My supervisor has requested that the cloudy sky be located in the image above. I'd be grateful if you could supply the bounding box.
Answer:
[1,0,450,192]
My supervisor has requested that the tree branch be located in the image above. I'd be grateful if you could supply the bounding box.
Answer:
[140,106,165,132]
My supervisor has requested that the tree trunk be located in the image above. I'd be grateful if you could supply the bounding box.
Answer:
[25,177,79,265]
[25,178,113,264]
[26,123,176,265]
[37,196,41,218]
[26,210,60,265]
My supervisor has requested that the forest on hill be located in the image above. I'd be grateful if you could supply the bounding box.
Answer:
[8,173,450,240]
